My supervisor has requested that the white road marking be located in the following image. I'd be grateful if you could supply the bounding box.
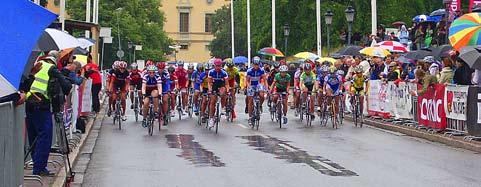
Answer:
[237,124,248,129]
[312,160,342,173]
[278,143,297,152]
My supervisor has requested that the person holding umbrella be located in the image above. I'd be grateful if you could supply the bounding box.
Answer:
[398,25,410,47]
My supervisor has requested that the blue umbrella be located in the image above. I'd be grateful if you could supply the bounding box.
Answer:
[234,56,248,64]
[413,14,442,23]
[0,0,57,95]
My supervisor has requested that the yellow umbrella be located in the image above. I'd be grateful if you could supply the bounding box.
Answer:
[316,57,336,65]
[74,54,88,66]
[359,46,391,57]
[294,52,319,61]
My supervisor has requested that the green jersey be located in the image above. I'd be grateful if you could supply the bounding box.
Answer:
[274,73,291,90]
[300,72,316,86]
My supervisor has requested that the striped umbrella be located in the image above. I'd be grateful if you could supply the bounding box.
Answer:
[449,13,481,51]
[359,46,391,57]
[258,47,285,57]
[378,41,409,53]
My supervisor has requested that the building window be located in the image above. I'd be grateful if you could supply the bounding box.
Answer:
[179,13,189,32]
[180,45,189,50]
[205,14,213,33]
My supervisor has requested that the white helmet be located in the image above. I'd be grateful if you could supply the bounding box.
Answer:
[279,65,288,72]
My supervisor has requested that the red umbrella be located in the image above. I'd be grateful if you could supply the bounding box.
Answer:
[378,41,409,53]
[392,21,406,27]
[258,47,285,57]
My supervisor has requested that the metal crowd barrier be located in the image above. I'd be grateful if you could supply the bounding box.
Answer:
[0,101,25,187]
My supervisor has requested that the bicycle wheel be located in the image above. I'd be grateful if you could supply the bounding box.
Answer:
[353,97,358,127]
[331,101,337,129]
[197,97,203,126]
[357,96,363,128]
[215,100,220,134]
[188,95,193,118]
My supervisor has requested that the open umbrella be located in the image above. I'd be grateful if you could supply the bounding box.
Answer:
[396,56,415,64]
[431,44,453,60]
[333,46,363,57]
[0,1,57,98]
[234,56,248,64]
[449,12,481,51]
[35,28,81,51]
[77,37,96,49]
[258,47,284,57]
[459,46,481,70]
[413,15,429,22]
[377,41,409,53]
[392,21,406,27]
[405,49,432,60]
[294,52,319,61]
[359,46,391,57]
[430,9,446,16]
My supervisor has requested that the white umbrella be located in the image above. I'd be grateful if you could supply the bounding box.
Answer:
[35,28,81,51]
[0,74,16,98]
[77,37,96,49]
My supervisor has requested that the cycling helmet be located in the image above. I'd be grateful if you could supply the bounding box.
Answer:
[177,60,185,67]
[188,63,194,69]
[279,65,288,72]
[118,61,127,69]
[157,61,166,69]
[168,66,175,73]
[145,60,155,67]
[213,58,223,66]
[321,65,329,72]
[146,65,157,72]
[272,61,280,68]
[113,61,120,69]
[130,62,138,69]
[253,56,261,64]
[205,62,214,70]
[196,63,204,71]
[304,63,312,71]
[337,70,345,76]
[354,66,363,73]
[225,59,235,67]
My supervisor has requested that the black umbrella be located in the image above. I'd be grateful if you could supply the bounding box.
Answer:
[430,9,446,16]
[459,46,481,70]
[431,44,453,60]
[396,56,415,64]
[405,49,432,60]
[335,46,363,57]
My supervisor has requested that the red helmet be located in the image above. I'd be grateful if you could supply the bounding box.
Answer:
[145,60,154,67]
[213,58,223,66]
[118,61,128,69]
[156,61,166,69]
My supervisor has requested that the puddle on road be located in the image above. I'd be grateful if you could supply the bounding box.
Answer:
[165,134,225,167]
[238,135,357,176]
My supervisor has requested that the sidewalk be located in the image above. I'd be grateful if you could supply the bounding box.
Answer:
[23,96,106,187]
[345,115,481,153]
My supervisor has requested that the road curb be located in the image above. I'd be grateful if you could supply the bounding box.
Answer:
[346,116,481,153]
[51,95,107,187]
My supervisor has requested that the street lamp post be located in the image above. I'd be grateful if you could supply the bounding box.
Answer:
[283,23,290,56]
[324,10,333,56]
[345,6,355,45]
[116,8,123,60]
[128,41,133,63]
[443,0,451,45]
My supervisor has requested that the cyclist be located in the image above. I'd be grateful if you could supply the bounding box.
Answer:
[270,65,291,124]
[316,65,330,112]
[198,62,212,122]
[168,66,177,117]
[187,63,195,87]
[348,66,367,114]
[106,61,119,116]
[207,59,229,128]
[156,62,171,121]
[225,58,239,119]
[300,63,317,120]
[267,62,280,109]
[141,65,162,127]
[109,61,130,121]
[246,58,267,126]
[175,61,189,115]
[129,63,143,109]
[192,63,204,115]
[324,67,343,122]
[293,63,304,115]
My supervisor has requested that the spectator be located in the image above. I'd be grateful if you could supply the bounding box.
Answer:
[389,32,399,42]
[386,62,399,81]
[398,25,410,46]
[453,59,473,85]
[414,25,425,50]
[424,24,434,48]
[62,61,84,85]
[410,69,438,96]
[83,54,102,114]
[436,21,447,45]
[439,57,454,84]
[429,63,440,80]
[25,55,72,176]
[370,56,385,80]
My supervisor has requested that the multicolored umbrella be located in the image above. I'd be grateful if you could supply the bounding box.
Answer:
[294,52,319,61]
[258,47,284,57]
[359,46,391,57]
[449,13,481,51]
[377,41,409,53]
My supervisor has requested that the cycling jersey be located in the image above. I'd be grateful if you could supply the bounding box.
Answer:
[300,72,316,86]
[274,73,291,92]
[352,74,366,89]
[267,70,279,86]
[175,68,188,88]
[246,68,265,86]
[111,70,130,90]
[192,70,202,90]
[317,74,327,87]
[226,67,239,86]
[158,69,170,94]
[129,70,143,85]
[169,73,177,91]
[208,69,228,85]
[143,73,161,96]
[294,70,303,88]
[324,74,342,95]
[197,72,209,89]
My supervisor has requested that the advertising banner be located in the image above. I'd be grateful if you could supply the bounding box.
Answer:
[417,84,447,129]
[444,84,469,120]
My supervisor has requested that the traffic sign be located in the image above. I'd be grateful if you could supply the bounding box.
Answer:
[116,50,124,58]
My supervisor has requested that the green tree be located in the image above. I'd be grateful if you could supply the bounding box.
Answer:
[209,0,444,58]
[67,0,173,68]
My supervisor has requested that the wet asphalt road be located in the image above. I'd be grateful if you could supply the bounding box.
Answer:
[82,95,481,187]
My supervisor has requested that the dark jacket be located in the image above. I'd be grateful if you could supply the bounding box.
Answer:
[453,65,474,85]
[370,64,385,80]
